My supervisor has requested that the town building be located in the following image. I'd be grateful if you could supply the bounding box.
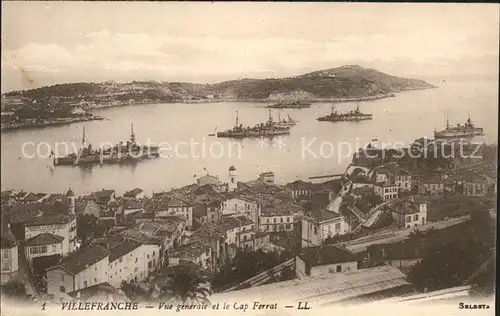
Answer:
[155,196,194,229]
[92,189,116,206]
[301,210,349,248]
[296,244,359,277]
[284,180,315,201]
[463,175,488,196]
[169,242,212,271]
[1,225,19,284]
[373,182,399,201]
[108,240,161,287]
[221,196,260,225]
[258,204,294,233]
[228,166,238,191]
[197,174,220,187]
[259,172,275,185]
[123,188,144,200]
[24,214,77,256]
[418,178,445,197]
[46,245,110,300]
[390,196,428,229]
[25,233,65,265]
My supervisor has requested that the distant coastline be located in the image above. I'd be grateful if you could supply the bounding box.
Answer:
[0,115,106,131]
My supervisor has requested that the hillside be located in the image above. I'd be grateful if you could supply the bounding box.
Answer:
[2,65,435,104]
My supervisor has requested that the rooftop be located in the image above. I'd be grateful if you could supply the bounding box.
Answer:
[299,244,358,266]
[212,265,409,304]
[304,209,341,223]
[109,240,142,262]
[123,188,143,197]
[50,245,109,275]
[25,233,64,247]
[24,214,76,227]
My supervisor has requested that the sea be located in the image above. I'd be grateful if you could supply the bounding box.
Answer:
[1,80,498,196]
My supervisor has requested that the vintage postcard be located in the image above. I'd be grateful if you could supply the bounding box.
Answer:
[1,2,497,316]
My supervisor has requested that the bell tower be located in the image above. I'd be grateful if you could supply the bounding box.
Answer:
[228,165,237,191]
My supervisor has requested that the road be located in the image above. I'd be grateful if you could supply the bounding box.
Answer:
[344,215,470,253]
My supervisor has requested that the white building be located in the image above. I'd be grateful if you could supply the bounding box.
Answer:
[1,227,19,284]
[24,215,77,256]
[259,172,275,185]
[301,210,349,248]
[155,196,194,229]
[390,196,428,229]
[259,207,294,233]
[228,166,238,191]
[46,245,110,300]
[296,245,358,277]
[221,196,260,225]
[25,233,65,265]
[108,240,161,287]
[373,182,399,202]
[169,242,213,271]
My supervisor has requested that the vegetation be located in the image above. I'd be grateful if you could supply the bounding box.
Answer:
[77,214,107,246]
[1,280,27,300]
[121,281,153,301]
[407,209,495,294]
[211,249,287,291]
[159,264,211,303]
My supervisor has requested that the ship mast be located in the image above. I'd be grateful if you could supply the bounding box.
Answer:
[130,123,136,144]
[235,111,239,127]
[82,125,86,147]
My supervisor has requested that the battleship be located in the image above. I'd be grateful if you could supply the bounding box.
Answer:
[317,104,373,122]
[53,124,160,166]
[266,100,312,109]
[272,112,298,128]
[434,111,484,139]
[217,111,291,138]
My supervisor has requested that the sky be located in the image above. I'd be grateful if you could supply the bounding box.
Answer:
[1,2,499,92]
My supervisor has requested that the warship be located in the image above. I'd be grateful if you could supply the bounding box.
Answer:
[217,111,291,138]
[54,124,160,166]
[266,100,311,109]
[317,104,373,122]
[272,112,298,128]
[434,111,484,139]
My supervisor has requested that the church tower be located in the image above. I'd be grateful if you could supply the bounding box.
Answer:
[228,165,237,191]
[66,188,75,214]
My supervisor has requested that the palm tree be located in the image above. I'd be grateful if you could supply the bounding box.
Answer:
[409,228,424,239]
[159,264,211,304]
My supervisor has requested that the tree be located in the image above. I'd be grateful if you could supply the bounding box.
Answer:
[279,266,295,281]
[1,280,27,299]
[407,240,491,292]
[408,228,424,239]
[77,214,106,245]
[159,264,211,304]
[121,281,152,301]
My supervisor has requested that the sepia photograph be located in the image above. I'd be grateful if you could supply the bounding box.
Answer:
[1,2,498,315]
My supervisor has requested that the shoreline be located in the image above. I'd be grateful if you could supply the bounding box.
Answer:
[0,116,106,132]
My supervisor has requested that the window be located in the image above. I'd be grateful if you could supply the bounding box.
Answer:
[152,251,155,256]
[414,214,419,221]
[84,281,88,288]
[273,218,276,223]
[406,216,411,223]
[134,267,139,272]
[52,245,57,252]
[313,226,317,235]
[60,286,66,293]
[119,258,123,263]
[148,261,152,269]
[135,257,138,263]
[280,218,283,223]
[30,246,48,254]
[335,223,341,230]
[336,265,342,272]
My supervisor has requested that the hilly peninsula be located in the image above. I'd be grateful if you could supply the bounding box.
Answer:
[3,65,435,107]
